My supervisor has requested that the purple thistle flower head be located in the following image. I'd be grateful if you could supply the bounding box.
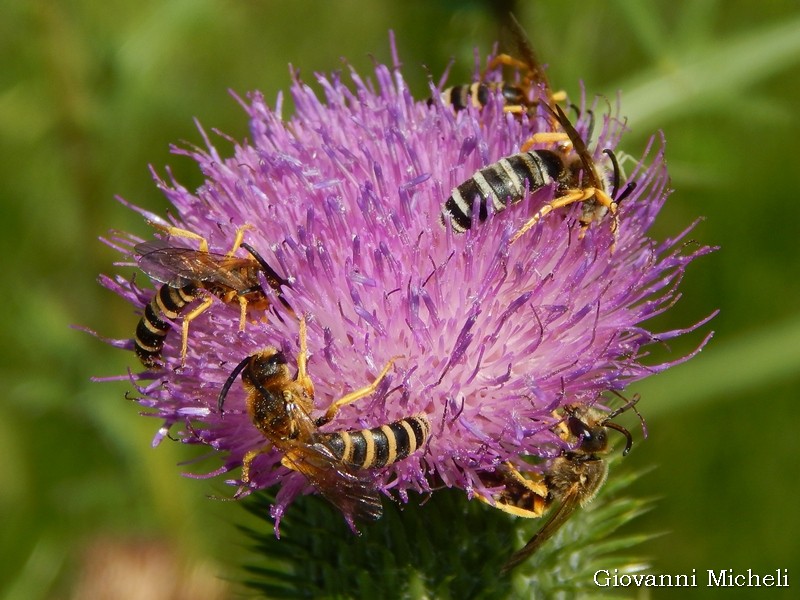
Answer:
[99,36,713,531]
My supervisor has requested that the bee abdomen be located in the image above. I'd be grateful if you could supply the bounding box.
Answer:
[439,82,492,112]
[442,150,565,232]
[438,82,526,113]
[134,283,197,366]
[321,415,430,469]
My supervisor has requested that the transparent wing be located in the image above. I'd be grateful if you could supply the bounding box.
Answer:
[135,241,257,290]
[501,483,583,573]
[506,15,551,100]
[281,440,383,523]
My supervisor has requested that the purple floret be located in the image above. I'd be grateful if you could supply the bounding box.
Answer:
[98,38,713,528]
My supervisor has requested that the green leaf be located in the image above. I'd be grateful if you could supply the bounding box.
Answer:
[638,314,800,416]
[614,14,800,129]
[236,459,653,599]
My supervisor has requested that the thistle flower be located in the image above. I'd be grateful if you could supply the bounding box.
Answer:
[99,37,713,533]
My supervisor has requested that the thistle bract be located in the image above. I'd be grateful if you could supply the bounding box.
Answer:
[100,38,712,529]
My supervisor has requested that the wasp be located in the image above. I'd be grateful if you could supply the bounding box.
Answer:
[442,103,634,248]
[217,317,430,524]
[435,15,566,117]
[134,224,291,368]
[476,394,643,572]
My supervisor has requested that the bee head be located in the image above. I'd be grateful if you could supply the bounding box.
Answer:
[567,415,609,454]
[244,350,287,385]
[217,349,286,414]
[564,392,643,457]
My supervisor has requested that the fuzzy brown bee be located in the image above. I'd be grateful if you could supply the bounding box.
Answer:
[134,225,290,367]
[476,395,642,572]
[217,317,430,524]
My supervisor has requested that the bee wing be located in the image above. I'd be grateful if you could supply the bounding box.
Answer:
[506,15,550,98]
[500,484,583,573]
[282,441,383,523]
[135,241,257,290]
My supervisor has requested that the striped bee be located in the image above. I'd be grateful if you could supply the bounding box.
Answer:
[217,317,430,524]
[435,14,565,117]
[134,225,290,368]
[476,394,643,573]
[442,104,634,248]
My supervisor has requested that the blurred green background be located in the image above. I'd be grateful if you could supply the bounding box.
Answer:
[3,0,799,598]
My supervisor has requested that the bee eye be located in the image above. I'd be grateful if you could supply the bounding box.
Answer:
[270,351,288,367]
[582,428,607,453]
[566,416,609,452]
[567,416,590,439]
[255,352,286,376]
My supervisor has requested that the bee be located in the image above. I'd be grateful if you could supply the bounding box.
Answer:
[217,316,430,524]
[435,14,565,117]
[442,103,634,248]
[134,224,291,367]
[476,394,643,573]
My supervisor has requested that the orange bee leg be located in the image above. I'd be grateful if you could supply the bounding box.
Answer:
[237,295,248,331]
[293,315,315,400]
[178,296,214,365]
[224,223,254,256]
[241,442,273,484]
[510,188,593,244]
[510,186,619,250]
[147,221,210,253]
[476,462,548,519]
[577,188,620,252]
[321,354,404,425]
[484,53,531,75]
[147,221,255,256]
[519,131,572,153]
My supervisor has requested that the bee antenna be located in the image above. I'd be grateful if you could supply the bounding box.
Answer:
[606,390,641,420]
[217,354,253,414]
[602,149,621,198]
[241,242,294,313]
[601,148,637,204]
[616,181,637,204]
[241,242,291,289]
[603,421,634,456]
[603,391,646,455]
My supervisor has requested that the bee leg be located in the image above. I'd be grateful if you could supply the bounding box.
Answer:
[147,222,210,253]
[577,188,619,251]
[237,296,248,331]
[519,132,571,152]
[241,442,273,484]
[223,224,254,257]
[294,316,315,399]
[485,54,549,98]
[509,188,592,244]
[320,355,404,425]
[476,462,548,518]
[510,186,619,247]
[278,449,306,473]
[178,296,214,365]
[503,463,548,498]
[484,53,531,76]
[147,221,255,256]
[483,53,567,113]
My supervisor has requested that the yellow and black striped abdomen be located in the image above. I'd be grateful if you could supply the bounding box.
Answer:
[320,415,430,469]
[438,82,528,113]
[134,283,198,367]
[442,150,566,232]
